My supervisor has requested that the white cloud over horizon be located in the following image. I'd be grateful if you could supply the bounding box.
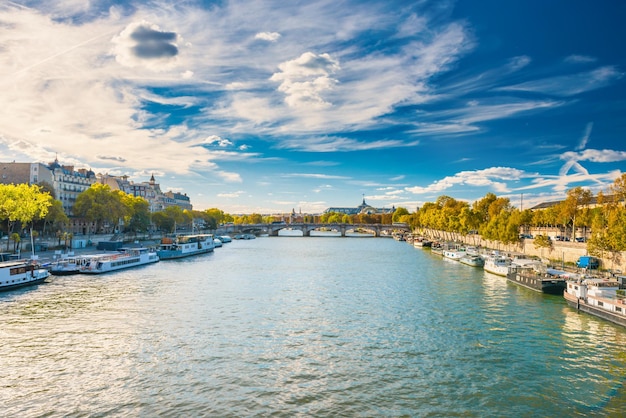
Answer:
[0,1,623,214]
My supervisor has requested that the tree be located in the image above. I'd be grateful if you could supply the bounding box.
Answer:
[561,187,592,239]
[42,199,69,237]
[533,235,553,259]
[120,194,150,236]
[74,183,126,234]
[610,173,626,207]
[392,207,409,223]
[0,184,52,252]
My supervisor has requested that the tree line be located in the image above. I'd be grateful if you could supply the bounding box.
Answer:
[401,174,626,264]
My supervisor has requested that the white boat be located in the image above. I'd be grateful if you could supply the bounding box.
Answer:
[564,278,626,327]
[459,254,484,267]
[413,237,432,248]
[443,245,466,261]
[0,259,50,291]
[483,254,512,276]
[217,235,232,243]
[157,234,215,260]
[50,255,83,276]
[80,247,159,274]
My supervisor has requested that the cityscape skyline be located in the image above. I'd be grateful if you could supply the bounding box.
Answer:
[1,1,625,213]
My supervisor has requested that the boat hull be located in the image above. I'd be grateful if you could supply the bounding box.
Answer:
[157,247,214,260]
[507,272,566,294]
[459,256,484,267]
[564,291,626,327]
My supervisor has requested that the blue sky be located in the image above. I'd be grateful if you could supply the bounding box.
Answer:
[1,0,625,214]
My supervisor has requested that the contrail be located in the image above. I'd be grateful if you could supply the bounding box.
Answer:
[6,29,119,80]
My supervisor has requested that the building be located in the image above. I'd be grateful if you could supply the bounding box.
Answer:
[1,159,96,216]
[97,173,192,213]
[325,197,395,215]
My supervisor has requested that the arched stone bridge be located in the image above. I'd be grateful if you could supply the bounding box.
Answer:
[219,223,410,237]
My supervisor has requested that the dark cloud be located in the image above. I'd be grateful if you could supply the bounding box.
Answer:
[129,25,178,59]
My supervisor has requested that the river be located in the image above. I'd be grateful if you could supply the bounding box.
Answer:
[1,237,626,417]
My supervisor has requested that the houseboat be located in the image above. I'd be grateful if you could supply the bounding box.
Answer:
[443,245,467,261]
[80,247,159,274]
[483,254,512,276]
[157,234,215,260]
[412,237,432,248]
[564,278,626,327]
[460,254,484,267]
[0,259,50,291]
[507,263,570,295]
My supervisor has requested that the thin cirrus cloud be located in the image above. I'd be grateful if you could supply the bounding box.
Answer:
[496,66,623,97]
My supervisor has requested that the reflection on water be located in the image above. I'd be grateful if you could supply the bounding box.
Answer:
[2,237,626,416]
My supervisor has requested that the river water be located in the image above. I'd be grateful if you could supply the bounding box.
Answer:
[1,237,626,417]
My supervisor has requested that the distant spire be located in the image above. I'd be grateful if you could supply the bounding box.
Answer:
[362,193,366,205]
[150,173,155,184]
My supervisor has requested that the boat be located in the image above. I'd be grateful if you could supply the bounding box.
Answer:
[443,245,467,261]
[507,263,570,294]
[0,259,50,291]
[413,237,432,248]
[217,235,232,243]
[157,234,215,260]
[564,278,626,327]
[459,254,484,267]
[79,247,159,274]
[234,233,256,240]
[50,255,84,276]
[483,254,512,276]
[430,242,443,255]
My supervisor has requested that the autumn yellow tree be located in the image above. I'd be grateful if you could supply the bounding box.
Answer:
[0,184,52,252]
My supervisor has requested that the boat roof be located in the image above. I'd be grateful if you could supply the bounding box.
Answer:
[0,260,32,268]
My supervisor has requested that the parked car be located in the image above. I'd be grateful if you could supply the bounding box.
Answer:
[575,237,587,243]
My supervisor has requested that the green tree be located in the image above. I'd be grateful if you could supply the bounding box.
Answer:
[152,211,174,233]
[392,207,409,223]
[120,194,150,236]
[42,199,69,237]
[74,183,126,234]
[533,234,553,259]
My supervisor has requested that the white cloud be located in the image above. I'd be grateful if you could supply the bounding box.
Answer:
[255,32,281,42]
[203,135,233,147]
[405,167,529,194]
[576,122,593,150]
[270,52,340,109]
[218,190,246,198]
[497,66,623,96]
[277,136,419,152]
[561,149,626,163]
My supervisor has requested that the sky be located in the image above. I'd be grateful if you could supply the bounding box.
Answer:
[1,0,625,214]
